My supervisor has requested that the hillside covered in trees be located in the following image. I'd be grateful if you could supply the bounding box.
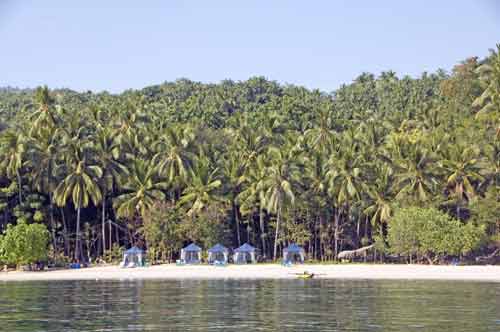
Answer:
[0,46,498,266]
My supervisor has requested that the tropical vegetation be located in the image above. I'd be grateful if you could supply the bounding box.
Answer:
[0,45,498,265]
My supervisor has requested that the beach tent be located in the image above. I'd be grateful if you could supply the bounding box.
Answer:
[120,246,145,268]
[180,243,202,264]
[233,243,257,264]
[283,243,305,264]
[207,244,229,264]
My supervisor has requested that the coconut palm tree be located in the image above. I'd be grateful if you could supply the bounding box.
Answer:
[0,129,26,205]
[94,126,128,255]
[178,155,223,217]
[113,158,167,221]
[26,127,60,251]
[152,125,195,196]
[221,151,247,246]
[440,144,485,219]
[237,154,268,257]
[363,166,393,233]
[26,86,57,135]
[392,146,440,204]
[54,140,102,261]
[326,142,367,258]
[473,44,500,117]
[261,146,300,260]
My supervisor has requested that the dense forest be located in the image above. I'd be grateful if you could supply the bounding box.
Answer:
[0,45,498,266]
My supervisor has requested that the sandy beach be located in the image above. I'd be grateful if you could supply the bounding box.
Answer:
[1,264,499,282]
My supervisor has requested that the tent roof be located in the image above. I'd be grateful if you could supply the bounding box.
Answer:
[125,246,144,254]
[284,243,304,253]
[234,243,256,253]
[183,243,202,252]
[208,243,228,253]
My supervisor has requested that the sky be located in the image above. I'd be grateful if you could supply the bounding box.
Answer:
[0,1,499,93]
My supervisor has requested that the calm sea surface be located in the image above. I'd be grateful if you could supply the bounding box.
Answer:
[0,279,498,331]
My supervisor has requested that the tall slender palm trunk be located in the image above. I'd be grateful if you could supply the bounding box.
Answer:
[75,205,82,262]
[334,208,339,260]
[61,207,69,256]
[259,204,266,259]
[48,191,57,253]
[16,169,23,205]
[102,195,106,256]
[108,219,112,252]
[273,205,281,260]
[233,200,241,246]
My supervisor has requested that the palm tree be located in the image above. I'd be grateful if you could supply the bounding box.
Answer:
[392,146,440,204]
[261,146,300,260]
[0,129,26,205]
[152,125,195,197]
[26,86,57,135]
[94,126,128,255]
[473,44,500,117]
[363,166,393,234]
[303,149,332,258]
[221,151,247,246]
[26,127,60,251]
[326,141,367,258]
[178,155,223,217]
[237,154,268,257]
[54,140,102,261]
[304,106,336,153]
[113,158,167,221]
[440,144,485,219]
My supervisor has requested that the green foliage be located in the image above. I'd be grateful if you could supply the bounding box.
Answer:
[141,202,183,262]
[387,207,483,262]
[0,45,498,264]
[0,221,49,266]
[177,203,228,250]
[104,243,125,264]
[469,187,500,247]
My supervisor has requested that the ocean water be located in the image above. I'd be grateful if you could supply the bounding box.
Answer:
[0,279,498,331]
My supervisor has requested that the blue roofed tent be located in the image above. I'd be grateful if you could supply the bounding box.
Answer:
[120,246,145,268]
[180,243,202,264]
[233,243,257,264]
[283,243,305,264]
[207,244,229,264]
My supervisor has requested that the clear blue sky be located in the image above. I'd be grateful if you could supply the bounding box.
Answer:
[1,1,499,93]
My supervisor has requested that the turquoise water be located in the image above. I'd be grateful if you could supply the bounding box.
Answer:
[0,279,498,331]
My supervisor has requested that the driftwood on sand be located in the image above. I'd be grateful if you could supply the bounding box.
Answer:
[475,248,500,264]
[337,245,374,260]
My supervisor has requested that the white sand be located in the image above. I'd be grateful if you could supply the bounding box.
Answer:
[1,264,499,282]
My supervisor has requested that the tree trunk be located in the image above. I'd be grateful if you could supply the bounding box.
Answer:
[259,204,266,259]
[365,216,369,239]
[334,209,339,260]
[61,207,69,256]
[356,217,360,246]
[101,193,106,256]
[108,219,112,252]
[75,206,81,262]
[233,200,241,246]
[273,206,281,260]
[48,191,57,255]
[319,214,324,261]
[115,222,119,247]
[16,169,23,205]
[247,220,251,243]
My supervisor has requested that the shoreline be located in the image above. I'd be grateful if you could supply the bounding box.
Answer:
[1,264,500,282]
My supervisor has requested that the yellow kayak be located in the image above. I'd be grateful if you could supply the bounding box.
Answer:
[296,273,314,279]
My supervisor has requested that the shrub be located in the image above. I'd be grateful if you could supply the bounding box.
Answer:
[0,221,49,268]
[387,207,483,263]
